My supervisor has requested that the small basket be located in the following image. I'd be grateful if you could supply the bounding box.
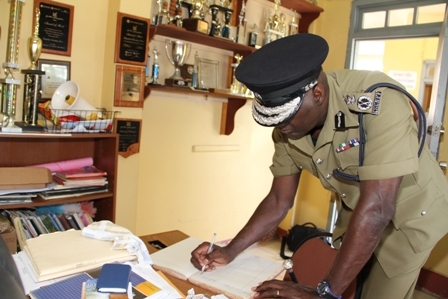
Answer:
[38,108,117,133]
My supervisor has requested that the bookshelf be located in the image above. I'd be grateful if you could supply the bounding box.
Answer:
[0,133,118,222]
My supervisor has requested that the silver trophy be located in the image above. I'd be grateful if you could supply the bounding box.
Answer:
[164,39,191,86]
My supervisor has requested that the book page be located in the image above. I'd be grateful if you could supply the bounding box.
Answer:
[189,251,283,299]
[150,237,203,280]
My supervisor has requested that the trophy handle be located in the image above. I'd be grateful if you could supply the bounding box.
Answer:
[165,39,176,65]
[182,44,191,65]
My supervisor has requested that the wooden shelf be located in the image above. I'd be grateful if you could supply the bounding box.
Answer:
[150,25,255,57]
[0,133,118,222]
[145,85,250,135]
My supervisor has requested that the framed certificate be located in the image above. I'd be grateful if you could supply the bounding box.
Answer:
[38,59,71,100]
[114,12,150,67]
[198,58,219,89]
[114,65,145,108]
[33,0,74,56]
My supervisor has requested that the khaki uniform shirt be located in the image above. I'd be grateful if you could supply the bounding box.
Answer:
[270,70,448,278]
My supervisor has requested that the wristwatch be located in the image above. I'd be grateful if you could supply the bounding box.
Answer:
[316,280,342,299]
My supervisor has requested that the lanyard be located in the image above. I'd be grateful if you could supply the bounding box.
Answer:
[332,82,427,183]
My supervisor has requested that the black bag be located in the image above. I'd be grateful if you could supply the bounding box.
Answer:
[280,222,325,259]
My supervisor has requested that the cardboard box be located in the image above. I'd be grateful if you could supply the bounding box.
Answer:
[1,227,17,254]
[0,167,52,189]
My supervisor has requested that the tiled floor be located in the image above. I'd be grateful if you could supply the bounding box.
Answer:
[414,288,441,299]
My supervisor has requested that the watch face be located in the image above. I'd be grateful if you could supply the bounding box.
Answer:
[316,281,339,299]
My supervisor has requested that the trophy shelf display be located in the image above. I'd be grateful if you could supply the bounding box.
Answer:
[149,0,323,135]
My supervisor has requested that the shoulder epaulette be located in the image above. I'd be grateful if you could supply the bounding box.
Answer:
[343,89,383,115]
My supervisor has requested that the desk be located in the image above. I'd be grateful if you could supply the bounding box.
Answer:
[139,230,215,297]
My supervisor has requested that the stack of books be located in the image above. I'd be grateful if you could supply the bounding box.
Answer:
[1,208,95,250]
[39,166,109,200]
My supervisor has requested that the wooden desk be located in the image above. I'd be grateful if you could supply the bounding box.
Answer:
[139,230,215,297]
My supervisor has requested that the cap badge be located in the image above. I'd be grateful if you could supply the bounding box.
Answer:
[357,96,372,111]
[343,95,356,105]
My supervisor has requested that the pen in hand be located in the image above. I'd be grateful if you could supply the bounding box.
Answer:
[201,233,216,275]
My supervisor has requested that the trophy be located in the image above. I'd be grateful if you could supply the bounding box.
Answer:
[164,39,191,87]
[209,0,233,39]
[15,8,46,132]
[149,46,160,85]
[0,0,25,133]
[182,0,209,34]
[288,10,299,36]
[235,0,247,44]
[263,0,284,45]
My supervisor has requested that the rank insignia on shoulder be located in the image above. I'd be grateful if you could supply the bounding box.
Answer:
[343,95,356,105]
[344,91,382,115]
[358,96,372,111]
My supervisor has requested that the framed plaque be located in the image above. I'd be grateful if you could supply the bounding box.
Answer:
[198,58,219,89]
[33,0,74,56]
[38,59,71,100]
[114,65,145,108]
[115,12,150,66]
[114,118,142,158]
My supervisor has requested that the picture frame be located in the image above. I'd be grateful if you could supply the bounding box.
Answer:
[198,58,219,89]
[114,12,150,67]
[33,0,74,56]
[114,65,145,108]
[114,118,142,158]
[37,59,71,100]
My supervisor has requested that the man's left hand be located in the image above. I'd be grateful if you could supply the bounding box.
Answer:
[253,279,319,298]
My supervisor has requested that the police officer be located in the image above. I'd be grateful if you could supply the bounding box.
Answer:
[190,34,448,299]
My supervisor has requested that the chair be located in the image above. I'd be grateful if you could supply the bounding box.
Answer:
[283,232,360,299]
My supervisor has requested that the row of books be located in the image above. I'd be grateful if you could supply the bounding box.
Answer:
[1,209,94,250]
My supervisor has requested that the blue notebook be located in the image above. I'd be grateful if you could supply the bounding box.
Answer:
[96,263,132,293]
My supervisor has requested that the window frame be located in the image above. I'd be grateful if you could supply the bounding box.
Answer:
[345,0,446,69]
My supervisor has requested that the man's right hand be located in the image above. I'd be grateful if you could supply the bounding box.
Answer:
[190,242,235,272]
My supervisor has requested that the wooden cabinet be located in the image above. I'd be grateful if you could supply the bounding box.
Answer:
[0,133,118,222]
[148,0,323,135]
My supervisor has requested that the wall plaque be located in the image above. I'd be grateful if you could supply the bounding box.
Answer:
[114,118,142,158]
[114,12,150,66]
[33,0,74,56]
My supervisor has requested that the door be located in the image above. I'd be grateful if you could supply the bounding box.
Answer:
[427,8,448,167]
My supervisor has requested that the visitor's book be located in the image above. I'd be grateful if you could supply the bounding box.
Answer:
[150,237,284,299]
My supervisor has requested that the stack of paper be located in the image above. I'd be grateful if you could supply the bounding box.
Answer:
[23,229,136,282]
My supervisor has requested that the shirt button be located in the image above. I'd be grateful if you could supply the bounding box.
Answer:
[326,174,332,179]
[316,159,323,165]
[299,165,303,170]
[341,193,347,198]
[421,211,426,216]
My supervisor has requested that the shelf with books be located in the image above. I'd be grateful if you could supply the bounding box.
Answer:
[0,133,118,223]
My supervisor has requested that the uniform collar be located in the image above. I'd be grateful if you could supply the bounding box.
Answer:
[314,74,360,149]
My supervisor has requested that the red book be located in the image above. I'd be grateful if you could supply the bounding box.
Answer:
[54,165,107,179]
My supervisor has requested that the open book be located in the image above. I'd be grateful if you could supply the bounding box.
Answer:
[150,237,284,299]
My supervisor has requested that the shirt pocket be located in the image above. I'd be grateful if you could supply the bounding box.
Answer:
[393,178,448,253]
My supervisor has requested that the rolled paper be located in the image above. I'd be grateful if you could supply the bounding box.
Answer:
[28,157,94,172]
[65,95,76,105]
